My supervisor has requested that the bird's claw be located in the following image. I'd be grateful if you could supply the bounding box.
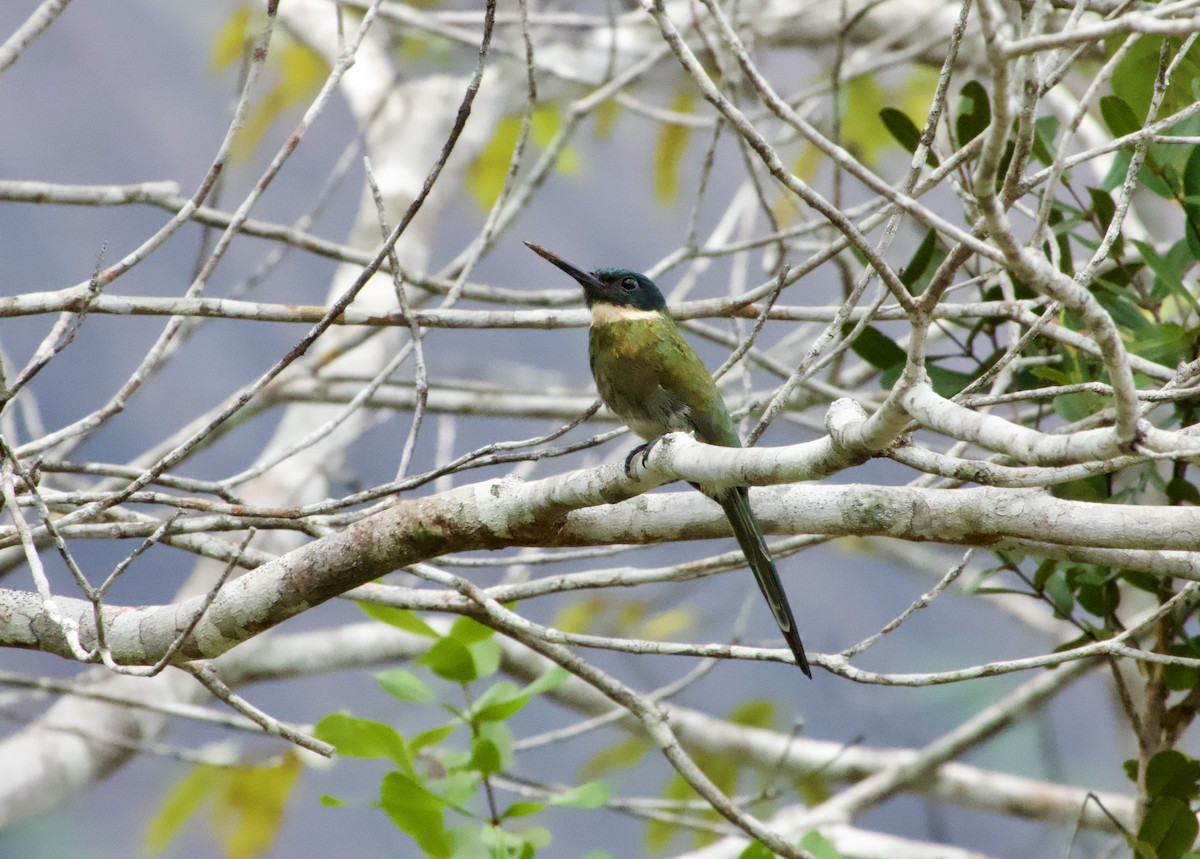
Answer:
[623,443,648,478]
[623,437,664,478]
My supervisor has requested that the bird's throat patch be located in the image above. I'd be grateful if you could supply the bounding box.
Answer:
[589,304,662,326]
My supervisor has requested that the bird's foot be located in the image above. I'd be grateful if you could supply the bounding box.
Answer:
[623,437,665,478]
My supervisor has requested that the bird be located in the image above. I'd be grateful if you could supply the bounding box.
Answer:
[525,241,811,677]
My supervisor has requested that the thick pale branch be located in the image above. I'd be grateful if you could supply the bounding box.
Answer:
[6,446,1200,661]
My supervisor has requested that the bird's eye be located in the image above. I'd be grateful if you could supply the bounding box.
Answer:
[620,276,638,291]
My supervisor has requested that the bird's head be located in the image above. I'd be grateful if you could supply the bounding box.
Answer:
[525,241,666,312]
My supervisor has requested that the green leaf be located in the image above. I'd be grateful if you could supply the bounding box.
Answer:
[1053,473,1111,502]
[380,772,453,858]
[481,825,548,856]
[409,723,458,754]
[434,770,479,807]
[1102,148,1134,192]
[1032,558,1057,590]
[1146,750,1200,801]
[580,737,651,779]
[1100,94,1141,139]
[1087,186,1122,256]
[501,801,545,820]
[1031,115,1059,166]
[550,780,611,808]
[738,841,775,859]
[1122,569,1164,595]
[1110,35,1200,123]
[1134,239,1200,316]
[1167,477,1200,505]
[1125,758,1141,783]
[319,794,345,807]
[1181,143,1200,248]
[468,737,503,775]
[376,669,434,703]
[1130,323,1195,367]
[523,665,569,697]
[1138,796,1199,859]
[1140,158,1179,199]
[955,81,991,146]
[879,107,921,154]
[422,636,479,683]
[1164,654,1200,693]
[1076,581,1118,617]
[358,602,440,638]
[1182,143,1200,206]
[313,713,410,766]
[799,829,846,859]
[1134,239,1186,297]
[654,91,693,204]
[926,364,975,398]
[469,636,503,679]
[145,764,224,855]
[1042,571,1075,617]
[900,229,943,294]
[471,681,531,723]
[450,615,495,645]
[845,324,906,370]
[477,718,514,771]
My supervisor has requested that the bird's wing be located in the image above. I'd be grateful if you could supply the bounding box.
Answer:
[649,327,740,448]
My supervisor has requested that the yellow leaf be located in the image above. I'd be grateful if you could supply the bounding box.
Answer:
[531,104,580,173]
[791,141,823,184]
[654,91,694,204]
[615,600,648,633]
[638,608,693,640]
[213,755,303,859]
[466,105,581,208]
[579,737,651,780]
[773,143,824,225]
[646,772,700,851]
[593,98,621,139]
[899,65,940,130]
[211,5,251,73]
[771,192,802,228]
[727,699,776,730]
[795,770,833,806]
[277,39,328,101]
[531,105,560,148]
[145,764,226,855]
[552,596,606,634]
[231,38,329,163]
[840,74,889,166]
[400,36,427,61]
[837,67,939,169]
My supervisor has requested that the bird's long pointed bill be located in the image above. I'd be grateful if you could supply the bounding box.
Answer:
[524,241,605,295]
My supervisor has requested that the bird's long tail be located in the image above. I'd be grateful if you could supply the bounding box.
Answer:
[714,487,811,677]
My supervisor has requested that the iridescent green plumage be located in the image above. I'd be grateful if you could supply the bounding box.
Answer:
[526,242,811,677]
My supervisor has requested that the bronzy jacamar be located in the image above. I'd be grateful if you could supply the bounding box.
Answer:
[526,242,811,676]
